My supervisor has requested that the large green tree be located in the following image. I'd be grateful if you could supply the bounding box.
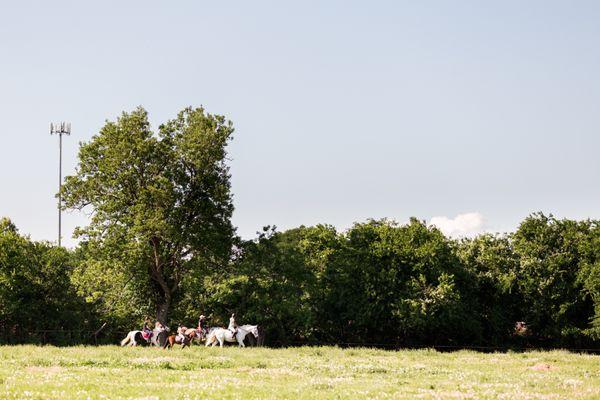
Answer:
[62,106,235,324]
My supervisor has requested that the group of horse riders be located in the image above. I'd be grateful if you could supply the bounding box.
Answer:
[121,312,260,348]
[140,313,238,346]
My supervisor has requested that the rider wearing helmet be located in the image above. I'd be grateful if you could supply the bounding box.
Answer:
[197,314,208,339]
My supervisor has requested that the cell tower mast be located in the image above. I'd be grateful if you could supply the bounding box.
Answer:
[50,122,71,247]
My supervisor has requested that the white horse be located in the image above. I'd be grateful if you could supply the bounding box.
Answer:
[120,324,168,347]
[205,324,259,348]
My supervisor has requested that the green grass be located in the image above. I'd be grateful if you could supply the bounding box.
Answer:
[0,345,599,399]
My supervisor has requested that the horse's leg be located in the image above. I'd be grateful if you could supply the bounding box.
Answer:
[120,333,130,347]
[120,333,129,347]
[206,333,215,347]
[237,333,245,347]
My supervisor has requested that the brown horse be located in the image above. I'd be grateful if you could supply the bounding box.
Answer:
[163,326,192,349]
[183,327,208,345]
[163,334,191,349]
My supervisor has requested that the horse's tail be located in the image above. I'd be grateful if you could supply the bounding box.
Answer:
[205,331,216,347]
[162,335,172,350]
[120,332,131,346]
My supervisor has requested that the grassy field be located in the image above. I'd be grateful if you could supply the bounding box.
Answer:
[0,345,599,399]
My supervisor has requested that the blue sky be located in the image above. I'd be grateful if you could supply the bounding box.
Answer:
[1,1,599,247]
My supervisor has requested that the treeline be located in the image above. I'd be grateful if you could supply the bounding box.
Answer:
[2,213,600,348]
[2,107,599,347]
[194,213,600,347]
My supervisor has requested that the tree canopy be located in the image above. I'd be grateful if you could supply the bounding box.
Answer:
[62,106,235,323]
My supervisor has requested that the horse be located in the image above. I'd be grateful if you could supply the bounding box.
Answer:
[177,315,210,346]
[163,326,192,349]
[243,325,264,346]
[183,326,208,345]
[120,323,168,347]
[205,324,259,348]
[120,330,145,347]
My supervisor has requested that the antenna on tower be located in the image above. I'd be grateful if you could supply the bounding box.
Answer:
[50,121,71,246]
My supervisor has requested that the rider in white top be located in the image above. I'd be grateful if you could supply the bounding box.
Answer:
[228,313,238,339]
[176,326,187,344]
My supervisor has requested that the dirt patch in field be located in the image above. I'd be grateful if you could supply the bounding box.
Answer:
[530,363,556,371]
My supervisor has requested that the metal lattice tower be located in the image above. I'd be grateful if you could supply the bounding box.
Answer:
[50,122,71,247]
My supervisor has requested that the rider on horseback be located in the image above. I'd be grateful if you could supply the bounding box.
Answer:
[197,314,208,339]
[176,325,187,344]
[141,318,153,342]
[228,313,238,341]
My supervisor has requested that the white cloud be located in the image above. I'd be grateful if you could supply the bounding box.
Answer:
[429,212,485,238]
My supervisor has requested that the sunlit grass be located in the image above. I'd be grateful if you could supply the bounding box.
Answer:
[0,345,598,399]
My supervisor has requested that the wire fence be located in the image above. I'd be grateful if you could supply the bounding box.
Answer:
[1,329,600,353]
[277,341,600,354]
[0,329,128,346]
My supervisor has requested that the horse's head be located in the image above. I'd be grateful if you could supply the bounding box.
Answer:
[246,325,259,338]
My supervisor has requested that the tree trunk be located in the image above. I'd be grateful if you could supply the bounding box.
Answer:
[156,293,171,327]
[150,236,173,327]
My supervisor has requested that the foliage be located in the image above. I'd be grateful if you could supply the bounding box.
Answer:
[186,226,317,344]
[307,219,477,345]
[61,106,235,324]
[197,220,479,346]
[512,213,595,345]
[455,234,520,345]
[574,221,600,339]
[0,219,93,341]
[6,114,600,350]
